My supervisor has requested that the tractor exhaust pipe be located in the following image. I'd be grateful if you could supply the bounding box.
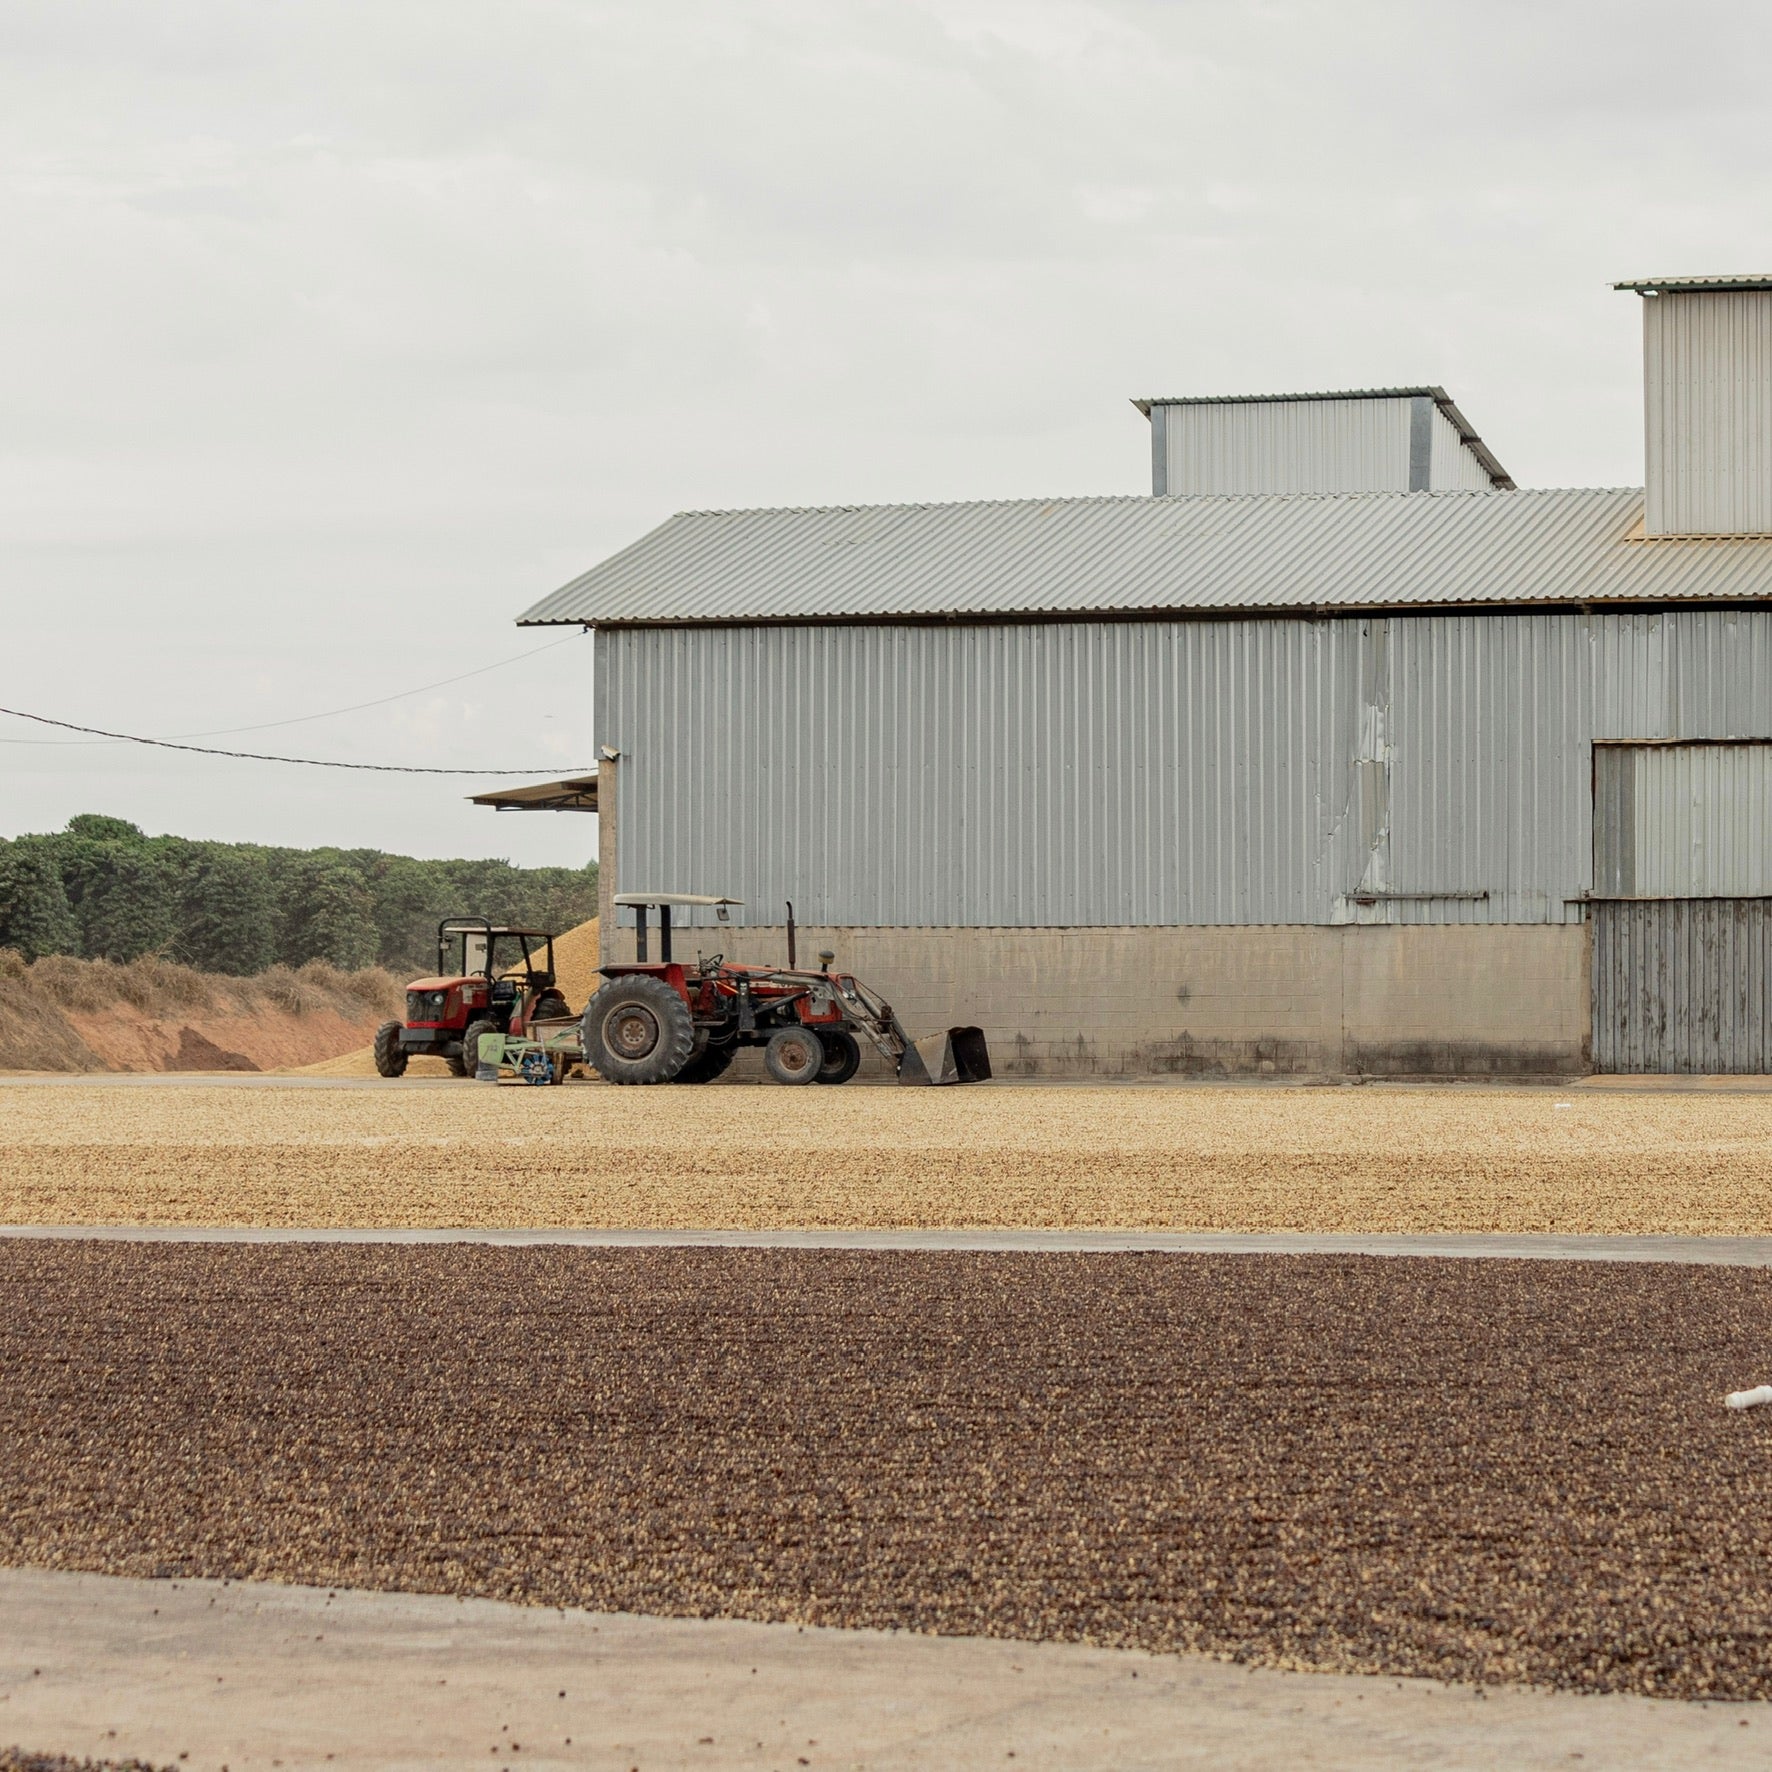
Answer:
[897,1025,992,1086]
[785,900,796,970]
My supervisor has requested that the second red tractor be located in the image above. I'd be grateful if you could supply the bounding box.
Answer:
[580,894,990,1087]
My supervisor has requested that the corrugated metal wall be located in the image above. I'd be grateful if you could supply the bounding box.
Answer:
[1592,900,1772,1071]
[1595,743,1772,896]
[1158,398,1417,495]
[1644,290,1772,536]
[1429,407,1498,492]
[1152,398,1497,496]
[595,608,1772,931]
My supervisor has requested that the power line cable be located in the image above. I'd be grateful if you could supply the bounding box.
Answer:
[0,706,584,774]
[0,635,579,746]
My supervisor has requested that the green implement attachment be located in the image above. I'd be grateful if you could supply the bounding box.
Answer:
[472,1021,581,1086]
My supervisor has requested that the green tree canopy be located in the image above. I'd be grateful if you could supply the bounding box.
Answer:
[0,815,597,976]
[0,838,80,960]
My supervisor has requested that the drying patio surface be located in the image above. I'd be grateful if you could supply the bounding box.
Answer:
[7,1240,1772,1700]
[4,1079,1772,1233]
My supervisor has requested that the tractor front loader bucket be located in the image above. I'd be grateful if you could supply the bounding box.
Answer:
[897,1025,992,1086]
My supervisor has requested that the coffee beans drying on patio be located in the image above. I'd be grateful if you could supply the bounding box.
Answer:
[5,1082,1772,1233]
[6,1241,1772,1699]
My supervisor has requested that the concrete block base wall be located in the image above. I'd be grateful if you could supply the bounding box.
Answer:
[610,923,1591,1078]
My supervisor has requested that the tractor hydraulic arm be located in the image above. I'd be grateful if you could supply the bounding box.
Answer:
[833,975,912,1065]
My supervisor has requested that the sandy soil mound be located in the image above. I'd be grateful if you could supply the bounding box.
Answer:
[0,976,104,1072]
[0,951,399,1074]
[65,1005,389,1073]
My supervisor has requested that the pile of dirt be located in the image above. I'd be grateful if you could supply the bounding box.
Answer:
[8,1242,1772,1699]
[0,951,401,1075]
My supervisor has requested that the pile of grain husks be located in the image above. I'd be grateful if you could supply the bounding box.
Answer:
[8,1241,1772,1699]
[5,1081,1772,1233]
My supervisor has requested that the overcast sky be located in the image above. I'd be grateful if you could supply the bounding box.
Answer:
[3,0,1768,866]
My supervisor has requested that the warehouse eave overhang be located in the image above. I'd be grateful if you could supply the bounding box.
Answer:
[524,595,1772,635]
[468,772,598,813]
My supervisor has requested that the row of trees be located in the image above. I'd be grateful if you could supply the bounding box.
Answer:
[0,815,598,976]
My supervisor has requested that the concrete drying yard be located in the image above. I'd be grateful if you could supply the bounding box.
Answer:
[5,1076,1772,1232]
[8,1076,1772,1769]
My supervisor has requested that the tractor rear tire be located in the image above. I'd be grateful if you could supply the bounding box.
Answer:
[764,1025,823,1085]
[372,1020,408,1079]
[583,976,697,1085]
[672,1041,738,1084]
[815,1029,863,1085]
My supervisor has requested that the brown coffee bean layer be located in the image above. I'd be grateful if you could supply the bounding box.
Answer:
[5,1243,1772,1698]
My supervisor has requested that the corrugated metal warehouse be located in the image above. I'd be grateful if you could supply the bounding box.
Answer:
[508,276,1772,1076]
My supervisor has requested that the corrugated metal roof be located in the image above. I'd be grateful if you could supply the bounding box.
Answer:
[520,487,1772,628]
[1133,386,1513,490]
[1135,385,1452,411]
[1616,275,1772,294]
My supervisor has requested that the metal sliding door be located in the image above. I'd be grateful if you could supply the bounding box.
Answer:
[1592,897,1772,1071]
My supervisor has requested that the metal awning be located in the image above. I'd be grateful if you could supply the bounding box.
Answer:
[468,772,598,813]
[613,893,743,907]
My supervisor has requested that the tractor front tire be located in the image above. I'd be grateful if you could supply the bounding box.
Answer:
[461,1019,498,1078]
[372,1020,408,1078]
[764,1025,823,1085]
[583,976,697,1085]
[815,1029,863,1085]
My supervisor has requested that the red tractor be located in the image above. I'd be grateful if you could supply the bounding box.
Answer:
[374,918,573,1079]
[580,894,990,1087]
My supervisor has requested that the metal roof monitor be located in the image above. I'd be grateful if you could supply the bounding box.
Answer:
[1617,276,1772,538]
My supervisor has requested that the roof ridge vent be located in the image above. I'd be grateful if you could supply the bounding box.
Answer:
[1137,389,1513,496]
[1618,276,1772,536]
